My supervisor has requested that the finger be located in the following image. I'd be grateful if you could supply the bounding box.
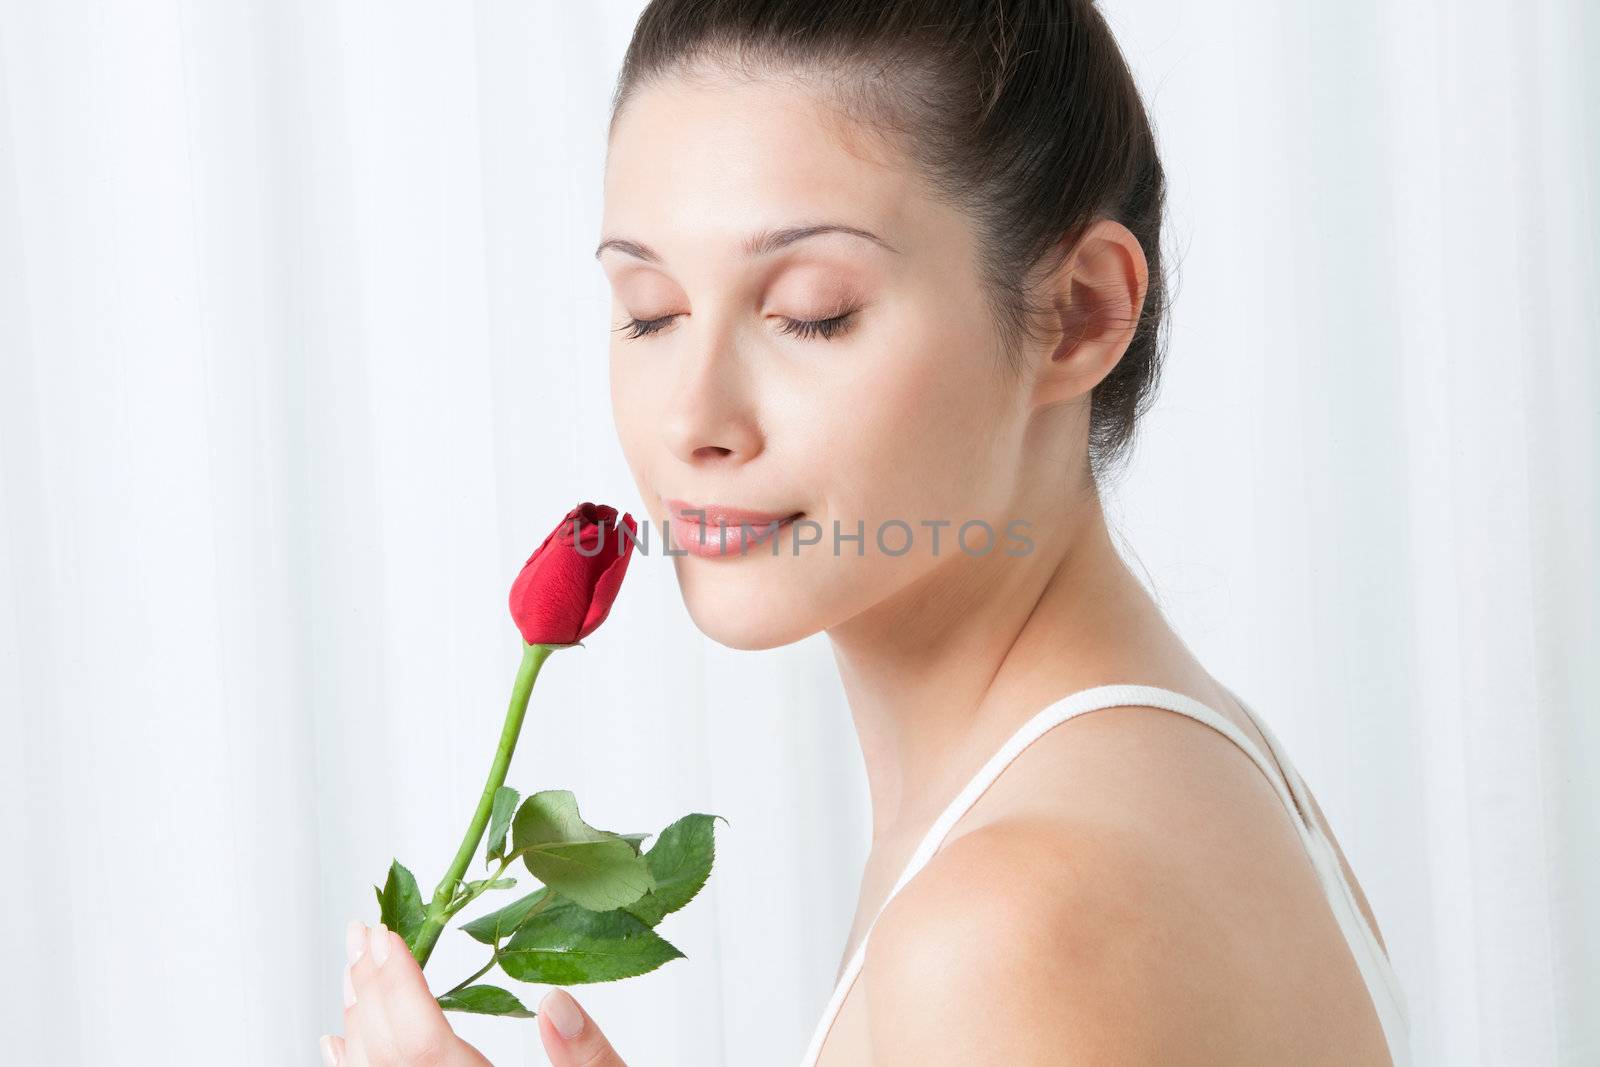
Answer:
[340,973,371,1067]
[338,920,374,1067]
[340,1004,372,1067]
[345,924,395,1066]
[318,1034,345,1067]
[346,919,368,966]
[366,925,461,1063]
[538,988,628,1067]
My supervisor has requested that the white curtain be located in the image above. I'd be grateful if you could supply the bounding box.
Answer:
[0,2,1592,1064]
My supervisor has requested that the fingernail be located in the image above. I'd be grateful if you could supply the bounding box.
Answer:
[370,923,391,966]
[342,966,357,1008]
[319,1034,340,1067]
[345,920,366,965]
[540,988,585,1040]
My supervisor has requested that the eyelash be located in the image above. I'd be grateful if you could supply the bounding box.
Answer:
[616,311,858,342]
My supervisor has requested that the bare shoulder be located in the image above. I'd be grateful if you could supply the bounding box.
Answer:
[857,704,1394,1065]
[858,816,1263,1065]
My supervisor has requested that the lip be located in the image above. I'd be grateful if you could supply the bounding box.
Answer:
[662,496,804,559]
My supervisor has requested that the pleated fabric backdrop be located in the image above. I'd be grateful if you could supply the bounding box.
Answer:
[0,2,1594,1063]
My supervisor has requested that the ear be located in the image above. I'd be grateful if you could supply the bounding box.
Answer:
[1027,219,1149,411]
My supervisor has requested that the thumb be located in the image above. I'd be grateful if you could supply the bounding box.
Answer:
[538,988,627,1066]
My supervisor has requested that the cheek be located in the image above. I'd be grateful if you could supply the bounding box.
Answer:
[609,351,658,475]
[819,328,1012,524]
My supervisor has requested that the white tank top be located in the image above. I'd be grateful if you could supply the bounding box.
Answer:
[798,683,1412,1066]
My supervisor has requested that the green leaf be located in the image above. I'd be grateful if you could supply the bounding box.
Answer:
[497,903,686,985]
[624,813,725,927]
[460,887,566,945]
[618,832,650,855]
[511,790,654,912]
[487,787,519,864]
[436,984,537,1018]
[376,860,427,948]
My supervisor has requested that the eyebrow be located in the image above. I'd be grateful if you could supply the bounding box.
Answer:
[593,222,900,263]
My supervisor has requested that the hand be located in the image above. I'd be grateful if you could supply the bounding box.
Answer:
[320,921,494,1067]
[535,987,629,1067]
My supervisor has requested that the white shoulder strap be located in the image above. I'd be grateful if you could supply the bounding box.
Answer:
[800,682,1296,1066]
[799,683,1409,1067]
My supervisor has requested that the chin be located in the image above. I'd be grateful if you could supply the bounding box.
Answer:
[674,558,827,651]
[696,616,809,651]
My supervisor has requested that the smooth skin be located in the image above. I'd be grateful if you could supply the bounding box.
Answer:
[321,61,1394,1066]
[319,921,615,1067]
[320,922,489,1067]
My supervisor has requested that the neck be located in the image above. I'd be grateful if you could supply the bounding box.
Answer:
[825,486,1170,845]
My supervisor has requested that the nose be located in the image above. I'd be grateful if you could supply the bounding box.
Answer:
[659,323,764,467]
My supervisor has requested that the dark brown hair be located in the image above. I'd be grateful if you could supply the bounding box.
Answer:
[609,0,1172,487]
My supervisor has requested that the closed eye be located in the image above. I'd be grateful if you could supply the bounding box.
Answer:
[616,314,678,340]
[615,311,859,342]
[775,311,856,341]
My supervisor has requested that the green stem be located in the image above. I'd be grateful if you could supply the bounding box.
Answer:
[412,640,557,967]
[448,856,514,913]
[442,956,499,998]
[440,888,560,998]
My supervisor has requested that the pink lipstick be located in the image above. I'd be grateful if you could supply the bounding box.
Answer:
[662,497,803,559]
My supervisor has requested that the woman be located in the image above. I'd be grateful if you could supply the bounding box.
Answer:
[322,1,1411,1063]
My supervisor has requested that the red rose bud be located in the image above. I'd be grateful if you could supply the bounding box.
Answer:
[509,502,637,646]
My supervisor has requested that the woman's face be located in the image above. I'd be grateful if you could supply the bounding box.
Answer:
[598,74,1040,650]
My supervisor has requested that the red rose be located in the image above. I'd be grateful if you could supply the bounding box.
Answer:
[509,502,637,646]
